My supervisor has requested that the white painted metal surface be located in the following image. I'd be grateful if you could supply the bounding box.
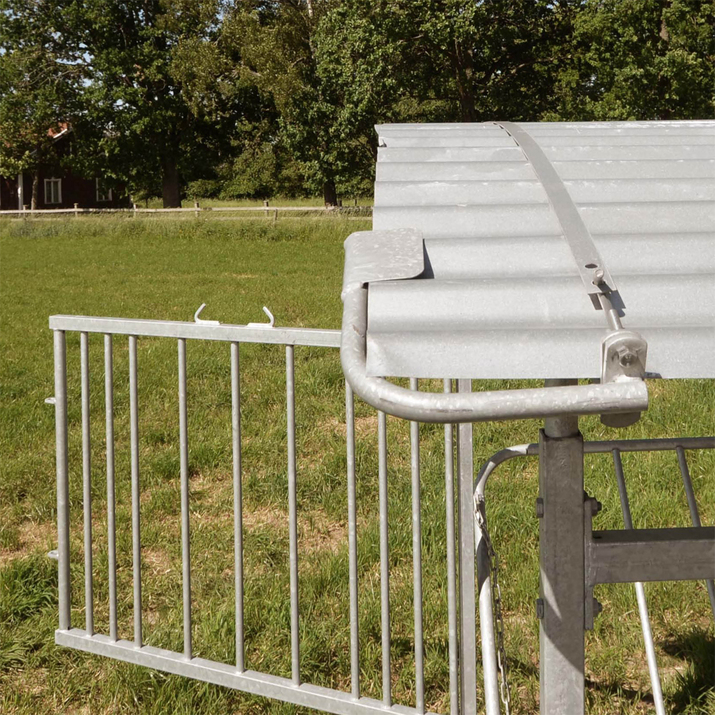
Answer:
[370,121,715,380]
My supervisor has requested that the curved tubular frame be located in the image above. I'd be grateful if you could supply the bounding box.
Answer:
[340,284,649,424]
[474,435,715,715]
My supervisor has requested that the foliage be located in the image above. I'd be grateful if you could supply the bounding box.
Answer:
[1,0,714,204]
[394,0,571,122]
[549,0,715,120]
[234,1,407,204]
[0,0,84,199]
[67,0,267,206]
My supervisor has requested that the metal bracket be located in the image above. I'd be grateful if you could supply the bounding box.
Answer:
[601,331,648,384]
[247,306,275,329]
[194,303,220,326]
[600,330,648,428]
[342,228,424,298]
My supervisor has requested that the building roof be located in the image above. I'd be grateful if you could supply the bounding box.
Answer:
[366,121,715,380]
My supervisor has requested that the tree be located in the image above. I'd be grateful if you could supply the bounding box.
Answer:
[395,0,570,123]
[234,0,407,205]
[549,0,715,120]
[0,0,84,208]
[72,0,264,207]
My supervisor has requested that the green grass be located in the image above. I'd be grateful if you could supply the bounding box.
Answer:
[0,216,713,714]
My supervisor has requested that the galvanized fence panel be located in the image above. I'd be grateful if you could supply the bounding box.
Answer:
[49,316,459,715]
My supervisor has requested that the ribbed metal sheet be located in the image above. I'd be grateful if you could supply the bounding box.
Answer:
[369,121,715,379]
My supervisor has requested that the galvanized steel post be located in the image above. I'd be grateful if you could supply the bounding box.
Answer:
[538,378,585,715]
[54,330,71,632]
[456,379,478,715]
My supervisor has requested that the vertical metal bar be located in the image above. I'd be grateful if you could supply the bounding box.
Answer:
[676,446,715,618]
[178,339,192,659]
[410,378,425,714]
[346,382,360,699]
[456,379,478,715]
[612,450,666,715]
[378,409,391,707]
[54,330,71,631]
[231,342,245,671]
[539,378,584,715]
[80,332,94,635]
[476,506,500,715]
[443,379,459,715]
[104,334,118,641]
[129,335,142,647]
[286,345,300,684]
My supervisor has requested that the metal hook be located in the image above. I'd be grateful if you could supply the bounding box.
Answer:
[194,303,220,325]
[247,306,275,329]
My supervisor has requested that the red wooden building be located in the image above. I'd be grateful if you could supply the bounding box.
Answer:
[0,127,131,211]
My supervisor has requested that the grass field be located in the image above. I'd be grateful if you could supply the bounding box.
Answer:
[0,216,713,714]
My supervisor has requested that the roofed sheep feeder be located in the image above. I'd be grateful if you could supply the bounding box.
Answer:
[50,120,714,715]
[340,120,714,715]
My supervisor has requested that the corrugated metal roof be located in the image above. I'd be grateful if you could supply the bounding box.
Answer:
[368,121,715,380]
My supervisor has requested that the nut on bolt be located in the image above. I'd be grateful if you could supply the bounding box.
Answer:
[616,345,639,368]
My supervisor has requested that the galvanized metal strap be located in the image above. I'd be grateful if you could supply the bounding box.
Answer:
[497,122,617,299]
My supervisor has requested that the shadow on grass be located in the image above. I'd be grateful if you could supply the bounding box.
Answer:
[585,677,656,709]
[578,626,715,712]
[661,626,715,713]
[499,626,714,711]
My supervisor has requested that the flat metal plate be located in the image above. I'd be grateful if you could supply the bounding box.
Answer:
[368,121,715,379]
[342,228,424,294]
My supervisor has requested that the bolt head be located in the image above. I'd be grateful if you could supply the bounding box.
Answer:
[619,351,637,367]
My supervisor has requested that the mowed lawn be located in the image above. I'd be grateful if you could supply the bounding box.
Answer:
[0,216,713,715]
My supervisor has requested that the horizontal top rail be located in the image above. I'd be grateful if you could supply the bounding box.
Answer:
[49,315,341,348]
[475,436,715,490]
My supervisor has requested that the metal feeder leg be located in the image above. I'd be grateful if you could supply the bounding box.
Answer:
[457,379,478,715]
[539,380,586,715]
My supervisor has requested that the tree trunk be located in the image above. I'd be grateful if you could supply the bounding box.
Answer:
[453,42,478,122]
[455,77,478,122]
[323,178,337,207]
[31,170,39,210]
[162,155,182,208]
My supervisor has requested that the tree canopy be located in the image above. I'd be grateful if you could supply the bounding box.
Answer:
[1,0,713,206]
[0,0,84,206]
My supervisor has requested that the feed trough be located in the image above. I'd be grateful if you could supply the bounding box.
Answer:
[49,120,714,715]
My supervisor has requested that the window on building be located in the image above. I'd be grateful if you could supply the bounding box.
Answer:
[96,178,113,203]
[44,178,62,205]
